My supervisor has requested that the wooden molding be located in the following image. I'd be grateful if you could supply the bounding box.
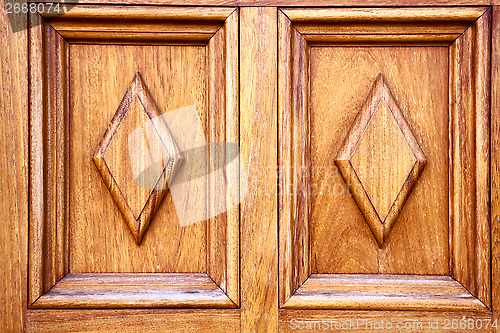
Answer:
[31,273,236,308]
[281,7,488,45]
[449,8,491,309]
[278,10,311,306]
[335,74,426,248]
[282,274,489,312]
[39,5,236,45]
[27,0,500,5]
[29,7,239,309]
[29,15,69,306]
[278,7,491,311]
[27,309,240,332]
[206,10,240,306]
[92,72,184,245]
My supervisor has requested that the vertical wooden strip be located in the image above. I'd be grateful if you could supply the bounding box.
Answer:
[473,8,491,308]
[491,5,500,326]
[207,9,239,306]
[45,23,69,293]
[278,10,311,307]
[223,10,240,305]
[278,9,294,307]
[240,7,278,332]
[450,9,491,308]
[207,15,227,296]
[29,13,44,305]
[0,6,28,331]
[291,26,310,294]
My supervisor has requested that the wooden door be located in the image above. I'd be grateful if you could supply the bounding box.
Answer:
[25,4,242,332]
[1,2,500,333]
[277,6,500,333]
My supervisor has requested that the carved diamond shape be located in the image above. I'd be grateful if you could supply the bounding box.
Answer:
[335,74,426,247]
[93,72,184,245]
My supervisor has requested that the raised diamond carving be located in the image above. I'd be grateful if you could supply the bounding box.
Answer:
[93,72,184,245]
[335,74,426,247]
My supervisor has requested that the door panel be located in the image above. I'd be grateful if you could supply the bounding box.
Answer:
[1,3,498,332]
[278,5,492,321]
[28,4,239,314]
[309,46,449,275]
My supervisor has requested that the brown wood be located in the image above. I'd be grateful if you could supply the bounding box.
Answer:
[206,9,240,305]
[449,8,491,308]
[1,2,499,332]
[240,6,279,332]
[282,274,487,311]
[29,14,70,304]
[278,9,311,306]
[31,273,235,308]
[278,4,492,319]
[0,5,28,333]
[27,309,240,333]
[41,5,236,45]
[92,72,184,245]
[279,310,495,333]
[491,5,500,329]
[30,0,500,6]
[335,74,426,247]
[28,4,239,313]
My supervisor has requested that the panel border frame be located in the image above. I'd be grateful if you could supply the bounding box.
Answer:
[28,5,240,309]
[278,6,492,312]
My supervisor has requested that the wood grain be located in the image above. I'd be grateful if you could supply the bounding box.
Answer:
[240,6,278,332]
[41,5,236,45]
[93,72,184,245]
[206,9,240,305]
[492,6,500,330]
[69,44,207,273]
[28,309,240,333]
[279,310,494,333]
[0,4,28,332]
[309,46,449,275]
[31,273,236,308]
[281,7,487,45]
[449,8,491,309]
[282,274,488,312]
[29,15,70,304]
[278,10,311,306]
[29,0,500,6]
[336,74,427,247]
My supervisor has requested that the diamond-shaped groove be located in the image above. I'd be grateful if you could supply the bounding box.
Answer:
[93,72,184,245]
[335,74,426,247]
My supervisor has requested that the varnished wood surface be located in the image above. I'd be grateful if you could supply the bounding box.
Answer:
[449,9,491,308]
[40,6,236,45]
[30,0,500,5]
[27,309,240,332]
[31,273,236,308]
[206,9,240,305]
[282,274,488,312]
[240,6,279,332]
[491,6,500,328]
[335,74,427,247]
[29,15,70,305]
[279,310,494,333]
[69,44,207,273]
[0,2,498,332]
[281,7,487,45]
[92,72,184,245]
[278,10,311,306]
[310,46,449,275]
[0,5,28,333]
